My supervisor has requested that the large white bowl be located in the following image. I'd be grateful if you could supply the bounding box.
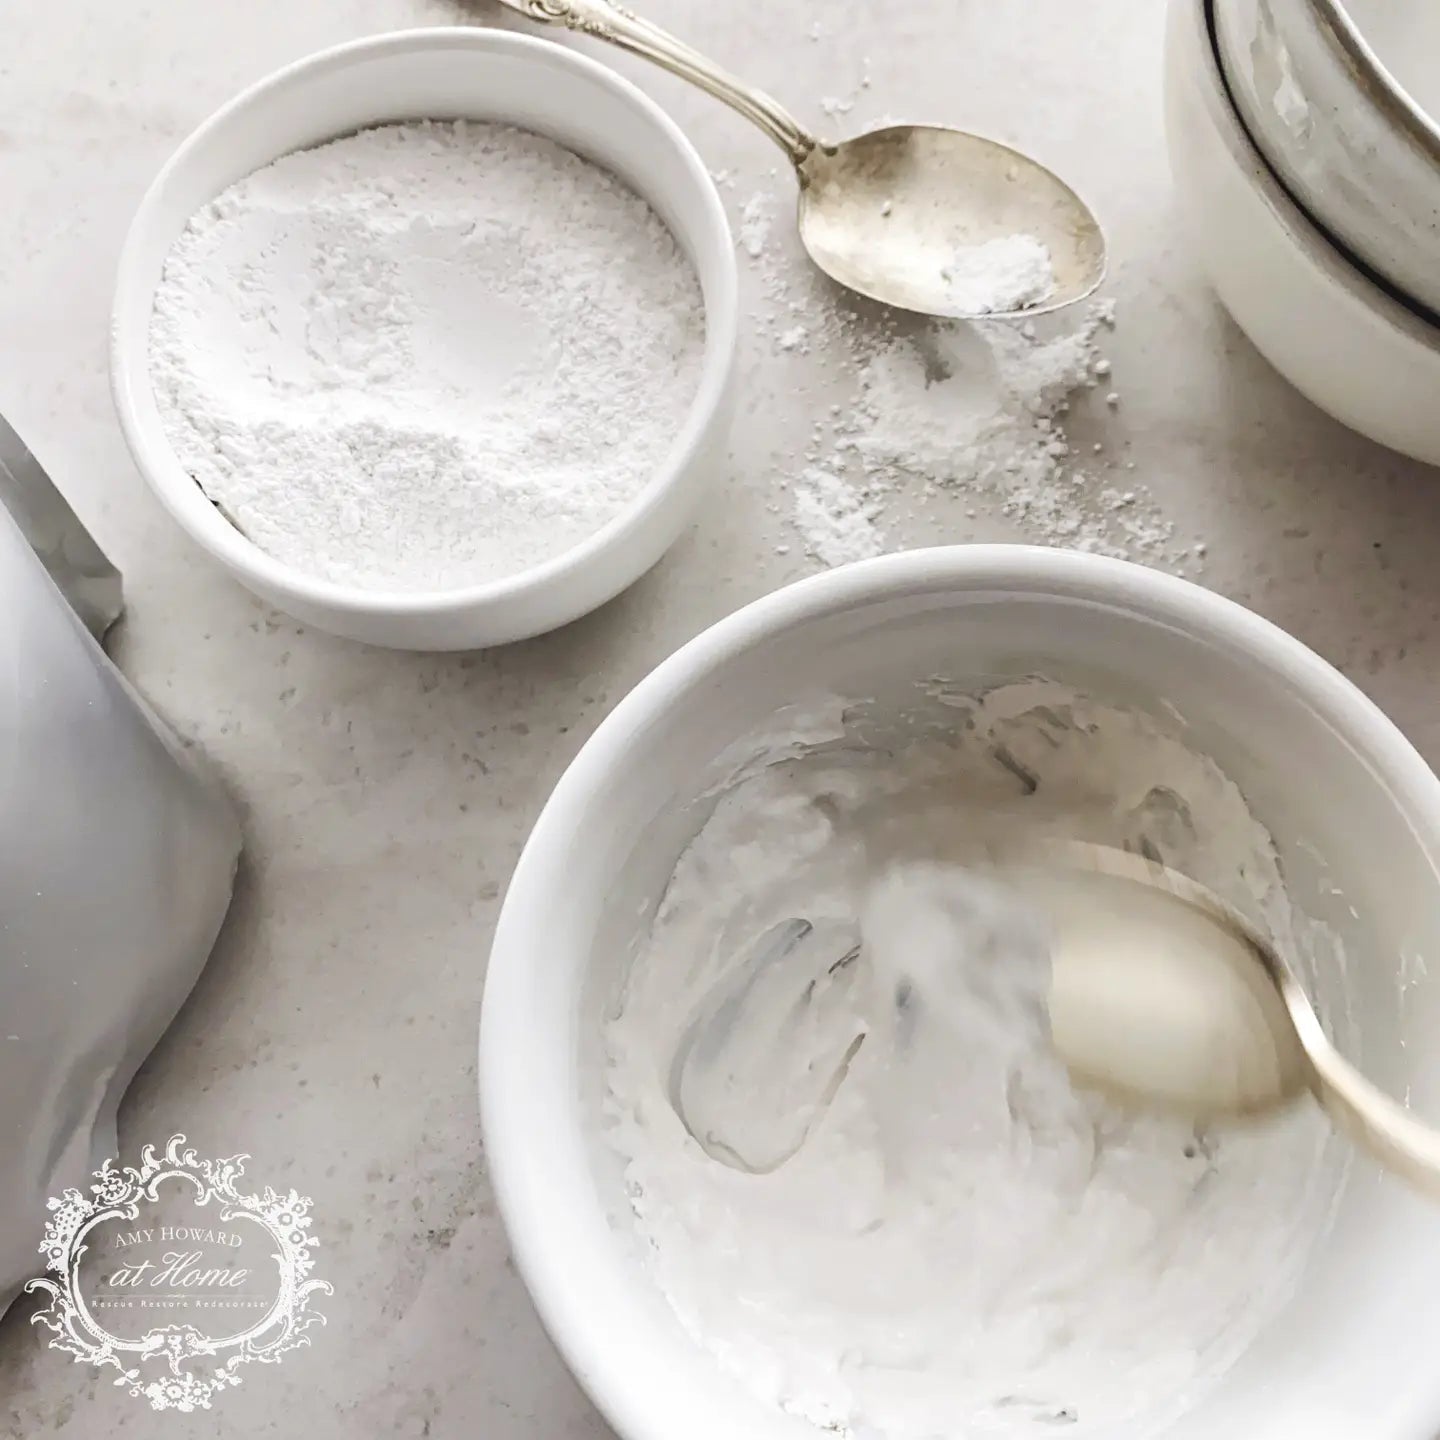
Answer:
[481,545,1440,1440]
[113,29,737,651]
[1214,0,1440,319]
[1165,0,1440,466]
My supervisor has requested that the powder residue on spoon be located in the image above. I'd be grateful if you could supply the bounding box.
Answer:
[942,233,1056,314]
[148,121,706,592]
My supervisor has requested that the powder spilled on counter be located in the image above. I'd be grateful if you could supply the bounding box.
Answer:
[729,172,1188,571]
[149,121,705,592]
[738,191,774,261]
[784,301,1180,568]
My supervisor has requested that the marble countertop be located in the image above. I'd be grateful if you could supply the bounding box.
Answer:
[5,1,1440,1435]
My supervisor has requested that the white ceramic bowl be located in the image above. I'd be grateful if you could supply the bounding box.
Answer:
[1165,0,1440,466]
[1214,0,1440,319]
[112,29,737,651]
[481,545,1440,1440]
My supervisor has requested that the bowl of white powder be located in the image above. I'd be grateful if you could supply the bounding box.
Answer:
[481,545,1440,1440]
[113,28,735,650]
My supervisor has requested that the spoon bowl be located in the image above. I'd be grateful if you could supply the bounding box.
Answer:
[799,126,1107,318]
[1042,840,1440,1200]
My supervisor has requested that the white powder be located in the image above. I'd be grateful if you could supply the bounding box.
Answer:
[942,233,1055,315]
[738,192,773,260]
[605,683,1340,1439]
[792,466,884,567]
[726,170,1189,571]
[797,307,1183,568]
[148,121,705,593]
[774,305,1178,568]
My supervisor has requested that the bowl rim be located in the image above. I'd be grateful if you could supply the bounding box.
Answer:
[110,26,738,620]
[480,543,1440,1440]
[1310,0,1440,164]
[1196,0,1440,347]
[1208,0,1440,332]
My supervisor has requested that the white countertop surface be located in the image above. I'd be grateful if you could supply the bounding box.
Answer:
[5,1,1440,1435]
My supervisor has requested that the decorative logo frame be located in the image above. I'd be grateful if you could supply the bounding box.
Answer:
[27,1134,331,1413]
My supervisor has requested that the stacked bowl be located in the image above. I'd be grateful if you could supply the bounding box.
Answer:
[1164,0,1440,464]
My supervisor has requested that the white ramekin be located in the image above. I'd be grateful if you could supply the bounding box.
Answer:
[1164,0,1440,467]
[481,545,1440,1440]
[112,28,737,651]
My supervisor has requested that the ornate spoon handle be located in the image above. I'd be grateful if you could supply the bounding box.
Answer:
[494,0,818,165]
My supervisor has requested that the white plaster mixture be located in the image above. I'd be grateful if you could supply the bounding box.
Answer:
[605,683,1338,1438]
[148,121,705,592]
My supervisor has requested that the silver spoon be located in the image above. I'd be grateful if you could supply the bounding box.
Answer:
[1041,841,1440,1200]
[497,0,1107,320]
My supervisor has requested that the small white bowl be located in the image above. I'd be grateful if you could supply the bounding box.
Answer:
[1165,0,1440,466]
[481,545,1440,1439]
[1214,0,1440,319]
[113,29,737,651]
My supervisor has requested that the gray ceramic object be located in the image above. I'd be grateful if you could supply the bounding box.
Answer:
[0,415,122,641]
[0,433,240,1309]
